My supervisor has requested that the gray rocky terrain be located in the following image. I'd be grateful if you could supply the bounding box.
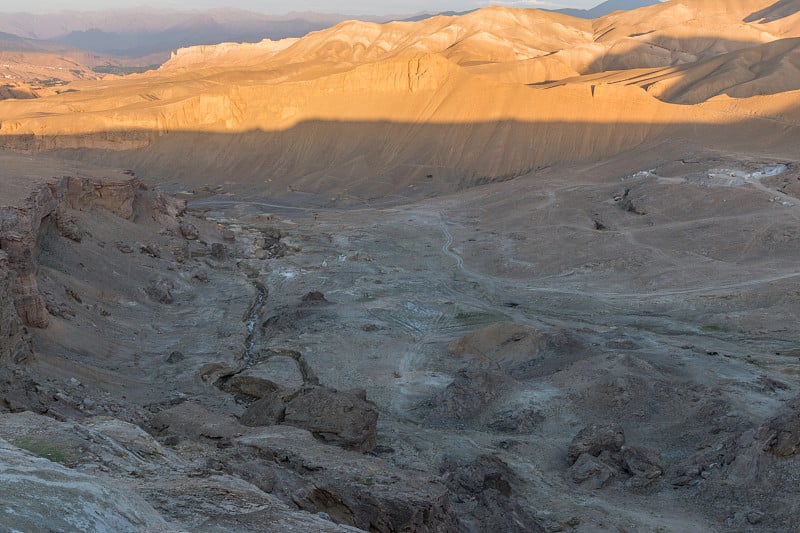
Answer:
[1,144,800,532]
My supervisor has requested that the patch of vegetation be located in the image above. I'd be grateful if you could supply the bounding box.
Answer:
[14,438,75,465]
[36,78,68,87]
[92,65,160,76]
[701,324,723,333]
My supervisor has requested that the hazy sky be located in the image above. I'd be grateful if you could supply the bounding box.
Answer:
[0,1,605,15]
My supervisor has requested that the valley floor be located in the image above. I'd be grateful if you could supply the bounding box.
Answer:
[2,146,800,531]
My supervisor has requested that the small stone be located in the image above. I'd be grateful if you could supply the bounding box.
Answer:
[166,351,185,364]
[301,291,327,303]
[211,243,226,260]
[179,223,200,240]
[222,229,236,241]
[746,511,764,525]
[145,279,175,304]
[140,243,161,258]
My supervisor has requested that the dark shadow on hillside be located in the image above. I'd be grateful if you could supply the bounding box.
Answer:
[584,36,764,76]
[580,37,800,104]
[745,0,800,23]
[0,114,797,206]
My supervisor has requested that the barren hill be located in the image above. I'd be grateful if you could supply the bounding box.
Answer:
[0,0,797,202]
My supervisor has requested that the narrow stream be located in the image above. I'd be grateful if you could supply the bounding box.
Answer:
[243,283,267,368]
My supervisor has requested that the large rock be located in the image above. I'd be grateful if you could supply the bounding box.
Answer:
[567,423,625,465]
[225,375,282,399]
[569,453,619,489]
[237,425,461,532]
[0,437,169,532]
[0,175,144,331]
[283,386,378,452]
[65,176,140,219]
[151,401,244,441]
[240,389,288,427]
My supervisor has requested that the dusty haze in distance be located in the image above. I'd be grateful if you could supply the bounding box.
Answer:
[0,0,611,14]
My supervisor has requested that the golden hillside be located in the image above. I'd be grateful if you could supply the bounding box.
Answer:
[0,0,797,199]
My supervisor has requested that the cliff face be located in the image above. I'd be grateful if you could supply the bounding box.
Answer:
[0,174,141,362]
[0,251,29,363]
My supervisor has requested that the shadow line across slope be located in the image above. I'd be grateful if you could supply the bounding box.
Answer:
[1,111,798,202]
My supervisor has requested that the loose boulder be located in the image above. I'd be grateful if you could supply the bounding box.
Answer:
[284,386,378,452]
[240,389,288,427]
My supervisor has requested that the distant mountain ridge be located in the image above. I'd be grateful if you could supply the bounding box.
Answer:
[555,0,662,19]
[0,9,393,61]
[0,3,670,61]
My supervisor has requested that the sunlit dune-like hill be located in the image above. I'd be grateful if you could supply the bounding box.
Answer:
[0,0,798,201]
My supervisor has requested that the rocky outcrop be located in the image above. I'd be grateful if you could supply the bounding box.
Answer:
[0,251,30,362]
[0,411,361,532]
[0,175,155,337]
[442,454,546,533]
[237,425,461,532]
[0,437,170,532]
[567,424,664,489]
[240,385,379,452]
[756,393,800,457]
